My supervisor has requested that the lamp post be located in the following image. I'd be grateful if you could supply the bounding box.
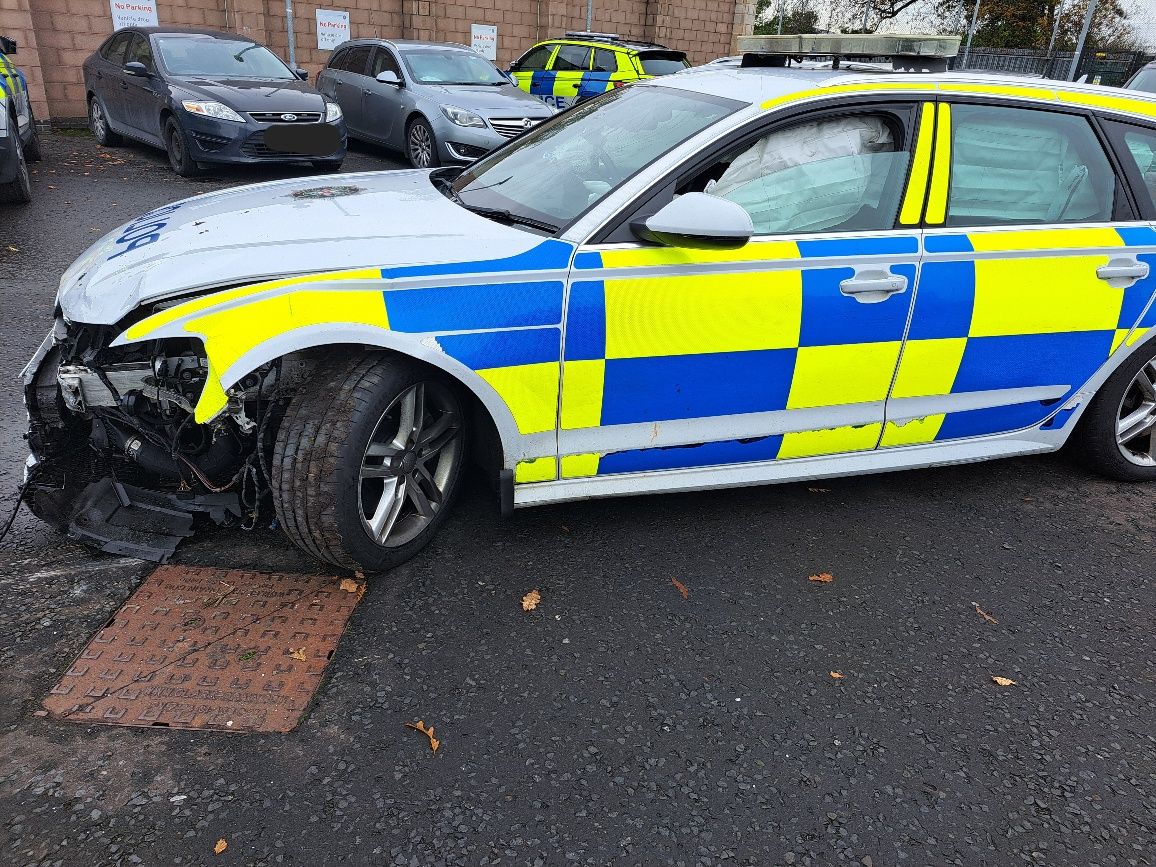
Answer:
[1067,0,1098,81]
[285,0,297,67]
[962,0,980,68]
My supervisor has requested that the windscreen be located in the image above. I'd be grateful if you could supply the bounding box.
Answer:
[452,84,742,227]
[402,49,507,85]
[1128,68,1156,93]
[638,51,691,76]
[155,37,295,79]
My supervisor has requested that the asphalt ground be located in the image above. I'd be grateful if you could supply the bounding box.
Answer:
[0,132,1154,867]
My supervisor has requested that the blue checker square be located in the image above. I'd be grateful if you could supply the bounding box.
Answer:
[600,349,797,425]
[924,234,974,254]
[937,401,1058,441]
[599,435,783,475]
[798,264,914,346]
[906,260,975,340]
[564,281,606,361]
[952,331,1115,394]
[384,280,563,332]
[437,328,560,370]
[1119,256,1156,328]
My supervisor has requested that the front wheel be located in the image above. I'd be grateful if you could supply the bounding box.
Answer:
[1073,334,1156,481]
[164,118,202,177]
[271,353,466,571]
[406,117,440,169]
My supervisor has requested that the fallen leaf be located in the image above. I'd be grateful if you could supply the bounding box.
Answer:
[6,245,18,252]
[829,671,845,679]
[972,602,998,624]
[808,572,834,583]
[560,524,570,533]
[405,719,440,752]
[288,647,307,661]
[671,578,689,600]
[807,487,831,493]
[214,839,227,855]
[338,577,365,600]
[991,676,1017,687]
[521,589,541,611]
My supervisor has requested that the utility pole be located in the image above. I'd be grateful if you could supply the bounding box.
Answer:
[586,0,593,32]
[1045,0,1067,78]
[862,4,869,33]
[1067,0,1098,81]
[778,0,783,34]
[962,0,980,68]
[284,0,297,67]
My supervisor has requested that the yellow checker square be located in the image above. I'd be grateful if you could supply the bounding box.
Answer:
[598,239,800,269]
[561,453,600,478]
[880,414,946,447]
[478,362,560,435]
[787,342,902,409]
[560,359,605,430]
[1113,326,1150,353]
[970,256,1124,337]
[967,227,1121,253]
[890,338,967,399]
[604,270,803,359]
[778,423,882,460]
[516,457,557,483]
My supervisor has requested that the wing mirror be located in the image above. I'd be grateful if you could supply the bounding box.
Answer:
[375,70,402,86]
[631,192,753,249]
[295,67,309,80]
[123,61,150,77]
[0,36,17,55]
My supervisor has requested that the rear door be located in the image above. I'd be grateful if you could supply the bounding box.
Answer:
[557,99,935,481]
[329,45,373,136]
[576,47,622,103]
[364,46,404,143]
[887,98,1156,446]
[546,44,591,111]
[93,31,133,127]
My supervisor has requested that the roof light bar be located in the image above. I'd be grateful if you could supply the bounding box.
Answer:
[564,31,622,40]
[738,33,961,72]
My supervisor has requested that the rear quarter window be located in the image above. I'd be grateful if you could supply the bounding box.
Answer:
[637,52,690,76]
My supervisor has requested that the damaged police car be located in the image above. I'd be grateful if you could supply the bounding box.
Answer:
[21,34,1156,570]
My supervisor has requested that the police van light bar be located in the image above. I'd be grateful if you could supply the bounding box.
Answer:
[737,33,961,72]
[565,31,622,41]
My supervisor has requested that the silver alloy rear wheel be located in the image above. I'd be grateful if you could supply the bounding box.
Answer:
[1115,358,1156,466]
[359,381,461,548]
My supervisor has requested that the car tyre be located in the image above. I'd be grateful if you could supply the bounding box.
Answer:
[24,108,43,162]
[0,131,32,204]
[271,351,467,572]
[406,116,440,169]
[311,159,343,173]
[88,96,122,147]
[164,117,202,177]
[1073,333,1156,481]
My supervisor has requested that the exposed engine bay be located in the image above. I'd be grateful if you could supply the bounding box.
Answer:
[23,317,308,561]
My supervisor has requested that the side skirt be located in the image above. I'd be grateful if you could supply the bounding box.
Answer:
[512,433,1059,508]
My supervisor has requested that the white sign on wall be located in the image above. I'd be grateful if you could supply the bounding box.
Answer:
[471,23,497,61]
[315,9,350,51]
[109,0,158,30]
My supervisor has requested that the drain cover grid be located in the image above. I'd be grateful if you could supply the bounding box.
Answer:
[42,566,363,733]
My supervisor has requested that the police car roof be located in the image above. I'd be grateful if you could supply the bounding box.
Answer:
[651,63,1156,111]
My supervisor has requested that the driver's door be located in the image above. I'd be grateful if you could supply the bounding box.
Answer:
[557,101,934,480]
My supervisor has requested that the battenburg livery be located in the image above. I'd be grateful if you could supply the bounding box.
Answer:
[21,34,1156,570]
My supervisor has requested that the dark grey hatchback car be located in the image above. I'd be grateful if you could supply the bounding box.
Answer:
[84,27,347,176]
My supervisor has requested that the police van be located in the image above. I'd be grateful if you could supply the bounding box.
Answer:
[0,35,43,204]
[508,31,690,110]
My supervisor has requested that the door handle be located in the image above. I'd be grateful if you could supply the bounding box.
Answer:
[362,88,371,95]
[1097,258,1149,288]
[839,270,908,303]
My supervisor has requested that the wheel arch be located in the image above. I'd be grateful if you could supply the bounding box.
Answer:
[219,324,524,468]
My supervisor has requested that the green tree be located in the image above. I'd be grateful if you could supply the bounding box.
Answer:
[754,0,822,34]
[938,0,1141,50]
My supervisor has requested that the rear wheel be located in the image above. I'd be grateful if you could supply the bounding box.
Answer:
[89,97,121,146]
[271,352,467,571]
[0,131,32,204]
[164,117,202,177]
[406,117,440,169]
[24,108,43,162]
[1074,334,1156,481]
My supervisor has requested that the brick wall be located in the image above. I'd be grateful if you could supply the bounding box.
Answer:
[0,0,756,122]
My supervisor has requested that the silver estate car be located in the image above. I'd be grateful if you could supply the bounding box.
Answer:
[317,39,555,168]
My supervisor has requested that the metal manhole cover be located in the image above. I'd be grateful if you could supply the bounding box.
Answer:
[42,566,365,733]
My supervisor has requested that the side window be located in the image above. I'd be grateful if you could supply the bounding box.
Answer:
[124,35,153,69]
[945,104,1114,227]
[328,47,349,70]
[370,47,401,78]
[515,44,554,71]
[592,49,617,73]
[1110,123,1156,212]
[552,45,591,72]
[343,46,373,76]
[691,112,913,235]
[103,32,132,66]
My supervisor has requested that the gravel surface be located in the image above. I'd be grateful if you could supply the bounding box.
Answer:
[1,133,1154,867]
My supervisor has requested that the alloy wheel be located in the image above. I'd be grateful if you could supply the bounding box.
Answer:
[359,381,461,548]
[90,101,106,138]
[409,123,433,168]
[1115,357,1156,466]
